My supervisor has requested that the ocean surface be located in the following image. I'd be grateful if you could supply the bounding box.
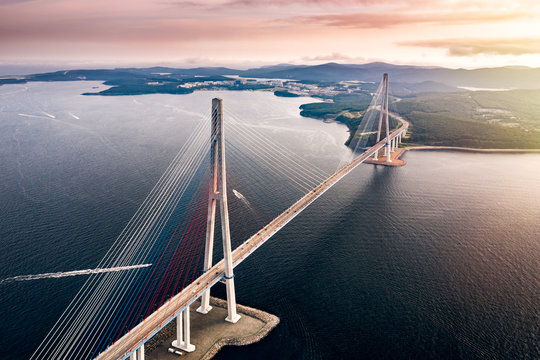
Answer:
[0,82,538,360]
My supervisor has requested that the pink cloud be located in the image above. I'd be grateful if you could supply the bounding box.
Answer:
[399,38,540,56]
[1,0,539,67]
[301,52,366,62]
[168,0,432,7]
[283,10,531,29]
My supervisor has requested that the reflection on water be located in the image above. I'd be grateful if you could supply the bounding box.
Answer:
[0,82,538,359]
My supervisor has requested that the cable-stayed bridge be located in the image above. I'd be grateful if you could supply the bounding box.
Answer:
[31,74,408,360]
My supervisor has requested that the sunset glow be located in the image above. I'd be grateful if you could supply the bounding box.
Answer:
[1,0,539,69]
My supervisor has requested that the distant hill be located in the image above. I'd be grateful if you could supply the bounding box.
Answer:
[2,62,540,90]
[240,62,540,89]
[241,64,309,76]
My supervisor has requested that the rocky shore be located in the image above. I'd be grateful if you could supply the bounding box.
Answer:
[201,297,280,360]
[145,297,279,360]
[406,146,540,153]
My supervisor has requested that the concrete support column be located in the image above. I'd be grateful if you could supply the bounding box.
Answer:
[373,150,378,160]
[386,142,392,162]
[136,345,145,360]
[221,155,241,323]
[197,189,217,314]
[129,345,145,360]
[198,100,219,315]
[217,98,241,324]
[172,307,196,352]
[390,138,395,152]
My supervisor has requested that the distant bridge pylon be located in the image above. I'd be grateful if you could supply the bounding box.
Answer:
[374,73,392,162]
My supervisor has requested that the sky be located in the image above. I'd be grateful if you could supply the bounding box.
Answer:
[1,0,540,71]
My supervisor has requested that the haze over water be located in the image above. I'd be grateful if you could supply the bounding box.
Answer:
[0,82,538,359]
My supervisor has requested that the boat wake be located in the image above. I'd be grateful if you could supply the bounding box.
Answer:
[42,111,56,119]
[68,112,80,120]
[0,264,152,285]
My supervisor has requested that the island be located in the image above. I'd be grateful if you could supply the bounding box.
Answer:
[273,90,301,97]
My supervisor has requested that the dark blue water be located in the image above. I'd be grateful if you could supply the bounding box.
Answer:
[0,83,538,359]
[218,152,540,360]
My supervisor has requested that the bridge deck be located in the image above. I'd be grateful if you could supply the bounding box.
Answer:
[95,118,408,360]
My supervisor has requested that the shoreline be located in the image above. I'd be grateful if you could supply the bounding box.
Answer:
[145,297,279,360]
[405,146,540,154]
[201,297,280,360]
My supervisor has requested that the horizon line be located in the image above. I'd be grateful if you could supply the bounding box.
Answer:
[1,60,538,77]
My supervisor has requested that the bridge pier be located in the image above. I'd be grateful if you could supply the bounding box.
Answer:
[129,345,145,360]
[172,306,196,352]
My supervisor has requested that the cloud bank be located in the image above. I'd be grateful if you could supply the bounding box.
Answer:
[400,38,540,56]
[1,0,539,67]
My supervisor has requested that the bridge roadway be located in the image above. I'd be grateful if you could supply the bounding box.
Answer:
[95,117,409,360]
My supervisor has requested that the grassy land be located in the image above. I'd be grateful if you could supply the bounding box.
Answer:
[299,93,372,124]
[393,90,540,148]
[0,78,26,85]
[82,75,274,96]
[84,82,194,96]
[299,93,401,146]
[274,90,301,97]
[297,89,540,149]
[0,70,274,96]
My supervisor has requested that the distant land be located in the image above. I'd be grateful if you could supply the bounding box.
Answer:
[3,62,540,89]
[1,62,539,149]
